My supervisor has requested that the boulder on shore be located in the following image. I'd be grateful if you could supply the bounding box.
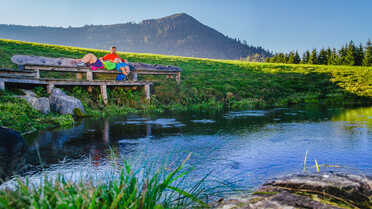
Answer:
[0,127,26,183]
[49,88,85,116]
[16,89,50,115]
[217,172,372,209]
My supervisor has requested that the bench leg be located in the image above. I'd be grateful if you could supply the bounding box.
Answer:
[86,71,93,80]
[176,72,181,84]
[0,81,5,91]
[87,72,93,93]
[35,70,40,79]
[144,85,150,101]
[76,73,83,79]
[47,84,54,94]
[100,85,108,105]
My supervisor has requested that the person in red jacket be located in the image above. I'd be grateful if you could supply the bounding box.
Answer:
[76,46,130,76]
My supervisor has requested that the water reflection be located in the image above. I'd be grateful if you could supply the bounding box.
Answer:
[16,105,372,187]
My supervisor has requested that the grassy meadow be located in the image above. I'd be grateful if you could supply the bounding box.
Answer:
[0,39,372,133]
[1,39,372,208]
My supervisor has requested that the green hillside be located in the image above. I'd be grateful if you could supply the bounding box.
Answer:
[1,39,372,133]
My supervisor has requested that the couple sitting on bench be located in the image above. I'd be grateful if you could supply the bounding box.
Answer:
[76,46,130,80]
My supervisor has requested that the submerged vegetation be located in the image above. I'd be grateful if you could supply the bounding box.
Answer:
[0,39,372,134]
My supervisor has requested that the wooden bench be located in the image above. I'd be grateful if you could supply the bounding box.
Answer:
[0,68,153,105]
[11,55,182,84]
[0,55,182,105]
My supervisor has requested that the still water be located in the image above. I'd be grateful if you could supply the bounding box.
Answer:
[18,105,372,187]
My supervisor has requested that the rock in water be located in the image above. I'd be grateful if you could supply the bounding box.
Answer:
[49,88,85,116]
[217,172,372,209]
[0,127,26,183]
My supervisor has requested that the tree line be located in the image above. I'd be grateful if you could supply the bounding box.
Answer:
[266,39,372,66]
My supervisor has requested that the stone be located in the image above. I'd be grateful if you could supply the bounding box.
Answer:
[0,127,26,183]
[216,172,372,209]
[15,89,50,114]
[49,88,85,116]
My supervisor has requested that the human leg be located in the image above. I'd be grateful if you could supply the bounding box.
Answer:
[81,53,98,64]
[113,58,122,63]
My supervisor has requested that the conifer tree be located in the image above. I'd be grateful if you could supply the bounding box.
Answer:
[326,48,338,65]
[355,43,364,66]
[265,57,270,63]
[345,41,357,66]
[363,39,372,66]
[318,48,327,65]
[287,52,295,64]
[308,48,318,64]
[294,51,301,64]
[277,53,285,63]
[338,45,347,65]
[302,50,310,64]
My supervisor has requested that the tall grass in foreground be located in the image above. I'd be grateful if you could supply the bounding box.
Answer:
[0,152,239,208]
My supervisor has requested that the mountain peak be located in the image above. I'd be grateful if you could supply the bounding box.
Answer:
[140,13,198,25]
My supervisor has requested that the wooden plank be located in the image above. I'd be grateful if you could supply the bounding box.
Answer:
[25,65,90,72]
[24,65,180,75]
[0,72,36,77]
[0,76,153,86]
[100,85,108,105]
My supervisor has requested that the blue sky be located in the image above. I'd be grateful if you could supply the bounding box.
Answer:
[1,0,371,54]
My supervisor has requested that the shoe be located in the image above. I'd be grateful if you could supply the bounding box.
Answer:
[76,62,86,67]
[91,66,98,71]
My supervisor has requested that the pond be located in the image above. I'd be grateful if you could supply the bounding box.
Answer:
[13,105,372,188]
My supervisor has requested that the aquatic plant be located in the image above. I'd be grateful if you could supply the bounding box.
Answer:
[0,152,238,208]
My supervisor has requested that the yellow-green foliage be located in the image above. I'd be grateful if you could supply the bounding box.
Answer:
[1,39,371,111]
[0,90,74,134]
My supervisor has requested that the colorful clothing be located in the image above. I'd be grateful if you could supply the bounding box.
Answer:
[102,53,125,62]
[91,59,104,71]
[103,61,116,70]
[115,62,129,72]
[116,74,128,81]
[91,59,103,67]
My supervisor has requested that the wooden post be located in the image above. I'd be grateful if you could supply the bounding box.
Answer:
[35,70,40,79]
[86,71,93,80]
[133,73,138,81]
[0,81,5,91]
[100,85,108,105]
[47,84,54,94]
[87,71,93,92]
[144,84,150,101]
[76,73,83,79]
[176,72,181,84]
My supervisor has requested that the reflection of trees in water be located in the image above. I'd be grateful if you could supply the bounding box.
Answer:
[332,106,372,128]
